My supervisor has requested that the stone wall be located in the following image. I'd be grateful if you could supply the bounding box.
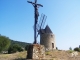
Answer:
[27,44,45,59]
[40,33,56,51]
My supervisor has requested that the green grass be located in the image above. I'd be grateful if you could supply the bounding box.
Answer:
[68,50,74,53]
[45,51,51,55]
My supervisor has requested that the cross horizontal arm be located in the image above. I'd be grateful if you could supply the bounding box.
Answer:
[27,1,43,7]
[27,1,33,4]
[37,4,43,7]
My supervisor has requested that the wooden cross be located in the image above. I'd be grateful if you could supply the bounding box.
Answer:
[27,0,43,44]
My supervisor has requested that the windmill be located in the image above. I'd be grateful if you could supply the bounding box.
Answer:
[36,13,47,39]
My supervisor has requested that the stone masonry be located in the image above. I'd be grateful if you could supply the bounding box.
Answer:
[27,44,45,59]
[40,33,56,51]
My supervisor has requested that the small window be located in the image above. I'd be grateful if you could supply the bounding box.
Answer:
[51,35,53,37]
[52,43,54,48]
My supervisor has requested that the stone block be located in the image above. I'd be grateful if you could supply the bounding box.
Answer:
[27,44,45,59]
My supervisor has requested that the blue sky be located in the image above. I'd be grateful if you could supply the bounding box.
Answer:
[0,0,80,50]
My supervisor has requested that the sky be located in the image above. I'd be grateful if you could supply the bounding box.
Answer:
[0,0,80,50]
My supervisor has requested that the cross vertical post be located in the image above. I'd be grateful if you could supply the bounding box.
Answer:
[34,0,37,44]
[27,0,43,44]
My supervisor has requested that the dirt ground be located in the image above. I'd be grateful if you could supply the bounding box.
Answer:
[45,50,80,60]
[0,50,80,60]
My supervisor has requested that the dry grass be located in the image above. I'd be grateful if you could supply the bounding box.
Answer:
[0,51,27,60]
[45,50,80,60]
[0,50,80,60]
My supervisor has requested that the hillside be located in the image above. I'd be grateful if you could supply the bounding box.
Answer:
[10,40,31,48]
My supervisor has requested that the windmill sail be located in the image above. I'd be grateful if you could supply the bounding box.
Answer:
[36,13,47,38]
[41,15,47,29]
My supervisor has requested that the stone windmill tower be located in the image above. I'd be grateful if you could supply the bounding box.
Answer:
[36,14,56,51]
[40,25,56,51]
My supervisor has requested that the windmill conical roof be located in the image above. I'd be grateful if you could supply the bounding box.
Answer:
[45,25,53,33]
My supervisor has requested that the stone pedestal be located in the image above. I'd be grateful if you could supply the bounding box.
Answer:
[27,44,45,59]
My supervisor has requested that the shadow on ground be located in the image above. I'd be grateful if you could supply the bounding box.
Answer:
[14,58,26,60]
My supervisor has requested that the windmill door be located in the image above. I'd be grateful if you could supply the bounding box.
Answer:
[52,43,54,48]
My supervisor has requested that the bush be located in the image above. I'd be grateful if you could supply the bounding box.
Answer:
[69,50,74,53]
[74,47,80,52]
[69,47,73,53]
[8,44,23,54]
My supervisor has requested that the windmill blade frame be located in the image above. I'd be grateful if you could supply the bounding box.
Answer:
[39,15,45,29]
[36,13,43,32]
[41,15,47,29]
[36,13,47,38]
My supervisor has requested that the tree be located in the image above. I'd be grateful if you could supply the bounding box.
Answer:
[25,45,29,51]
[79,45,80,48]
[56,47,58,50]
[8,44,23,54]
[0,35,10,52]
[69,47,72,50]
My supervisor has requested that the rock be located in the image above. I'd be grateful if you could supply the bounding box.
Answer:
[71,51,78,57]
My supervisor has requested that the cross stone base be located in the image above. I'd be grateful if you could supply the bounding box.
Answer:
[27,44,45,59]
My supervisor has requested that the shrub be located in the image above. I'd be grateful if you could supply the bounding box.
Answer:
[68,47,73,53]
[74,47,80,52]
[8,44,23,54]
[69,50,74,53]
